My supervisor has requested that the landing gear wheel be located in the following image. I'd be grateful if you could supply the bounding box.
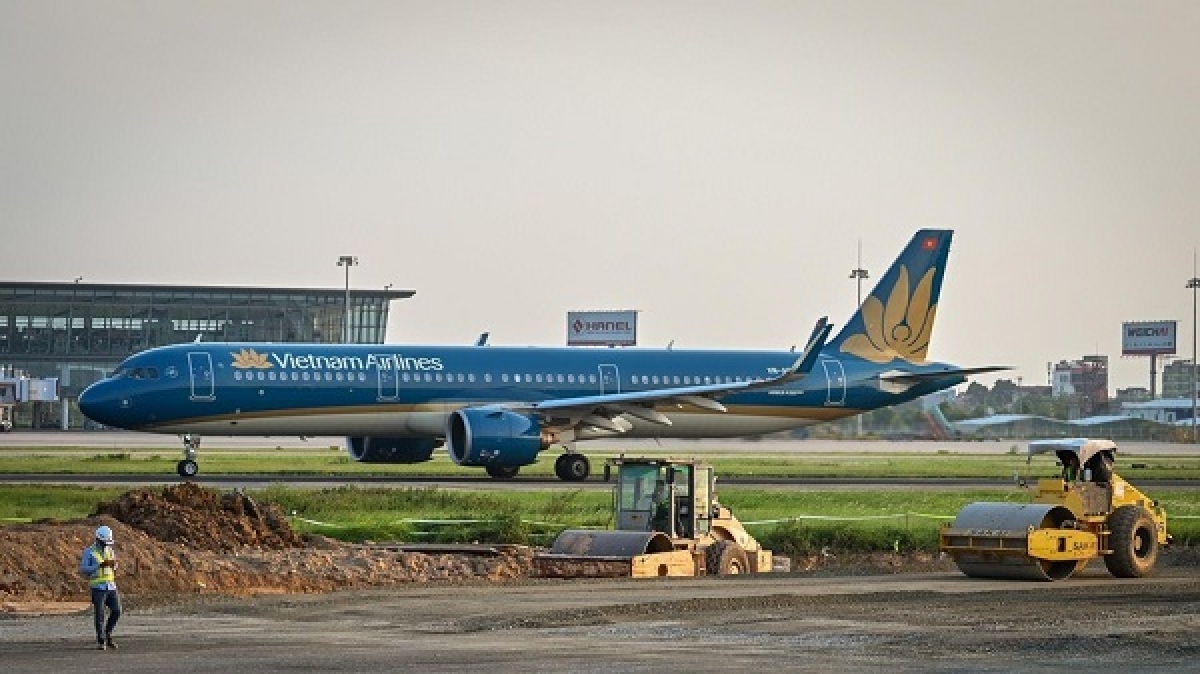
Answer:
[176,459,199,478]
[485,465,520,479]
[554,453,590,481]
[705,540,748,576]
[1105,505,1159,578]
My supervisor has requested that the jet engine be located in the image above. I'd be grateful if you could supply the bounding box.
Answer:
[345,437,441,463]
[446,408,550,468]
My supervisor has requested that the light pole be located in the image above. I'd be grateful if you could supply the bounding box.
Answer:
[849,239,869,438]
[849,239,870,310]
[1188,262,1198,443]
[337,256,358,343]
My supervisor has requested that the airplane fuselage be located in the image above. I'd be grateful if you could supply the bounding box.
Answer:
[78,341,954,438]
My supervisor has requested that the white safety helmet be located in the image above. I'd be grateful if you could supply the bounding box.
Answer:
[95,525,114,544]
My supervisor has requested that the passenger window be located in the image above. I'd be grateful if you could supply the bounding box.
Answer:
[335,372,343,381]
[535,374,543,383]
[567,374,575,383]
[302,372,310,381]
[588,374,597,384]
[401,372,410,382]
[468,373,476,383]
[484,374,492,383]
[512,374,519,383]
[268,371,277,381]
[234,371,242,381]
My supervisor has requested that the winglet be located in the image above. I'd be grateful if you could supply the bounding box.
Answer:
[784,316,832,379]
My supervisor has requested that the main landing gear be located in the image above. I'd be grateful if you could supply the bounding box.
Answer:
[554,452,590,482]
[177,434,200,478]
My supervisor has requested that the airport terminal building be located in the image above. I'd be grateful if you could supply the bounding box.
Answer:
[0,281,413,425]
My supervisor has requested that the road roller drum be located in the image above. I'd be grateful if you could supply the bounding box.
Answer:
[940,503,1092,581]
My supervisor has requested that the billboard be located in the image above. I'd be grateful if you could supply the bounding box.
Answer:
[1122,321,1177,356]
[568,310,638,347]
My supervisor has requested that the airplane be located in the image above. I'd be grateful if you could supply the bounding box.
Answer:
[78,229,1006,481]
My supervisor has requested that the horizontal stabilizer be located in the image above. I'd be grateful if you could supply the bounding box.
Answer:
[880,365,1011,386]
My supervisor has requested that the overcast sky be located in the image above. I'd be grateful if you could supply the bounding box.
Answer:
[2,1,1198,393]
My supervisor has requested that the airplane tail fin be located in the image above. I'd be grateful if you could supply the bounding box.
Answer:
[827,229,953,364]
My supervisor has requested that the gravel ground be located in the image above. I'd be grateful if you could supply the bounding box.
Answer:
[2,568,1198,673]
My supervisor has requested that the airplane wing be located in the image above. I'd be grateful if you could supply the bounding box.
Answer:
[526,317,832,433]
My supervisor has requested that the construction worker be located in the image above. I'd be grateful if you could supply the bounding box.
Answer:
[79,525,121,650]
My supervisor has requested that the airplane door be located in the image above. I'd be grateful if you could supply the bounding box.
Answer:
[376,359,399,400]
[599,364,620,394]
[187,352,215,401]
[821,358,846,406]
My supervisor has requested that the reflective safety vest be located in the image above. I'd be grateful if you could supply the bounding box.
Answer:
[88,546,115,587]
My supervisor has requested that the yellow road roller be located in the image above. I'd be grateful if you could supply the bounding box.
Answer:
[940,438,1169,581]
[533,457,777,578]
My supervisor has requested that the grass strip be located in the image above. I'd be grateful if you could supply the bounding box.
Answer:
[3,484,1198,550]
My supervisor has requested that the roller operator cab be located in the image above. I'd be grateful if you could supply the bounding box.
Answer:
[940,438,1170,581]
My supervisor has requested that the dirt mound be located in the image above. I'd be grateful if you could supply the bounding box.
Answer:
[0,483,536,604]
[93,482,303,551]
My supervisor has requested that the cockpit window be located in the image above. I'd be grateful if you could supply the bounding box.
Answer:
[112,366,159,380]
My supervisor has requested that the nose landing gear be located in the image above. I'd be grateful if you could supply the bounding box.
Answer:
[176,434,201,477]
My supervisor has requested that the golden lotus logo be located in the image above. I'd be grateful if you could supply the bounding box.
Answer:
[840,265,937,364]
[231,348,273,369]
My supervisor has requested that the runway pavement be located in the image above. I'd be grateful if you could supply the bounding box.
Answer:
[5,430,1198,455]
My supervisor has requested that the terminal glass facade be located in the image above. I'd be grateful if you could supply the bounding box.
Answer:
[0,282,412,397]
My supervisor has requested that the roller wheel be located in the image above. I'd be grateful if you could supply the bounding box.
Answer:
[554,454,590,482]
[705,540,748,576]
[1104,505,1159,578]
[485,465,520,479]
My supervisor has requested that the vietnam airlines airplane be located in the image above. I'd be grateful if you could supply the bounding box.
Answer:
[78,229,1005,481]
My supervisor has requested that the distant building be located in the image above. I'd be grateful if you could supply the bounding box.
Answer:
[0,281,414,426]
[1051,355,1109,417]
[1162,359,1199,399]
[1114,387,1152,404]
[1121,398,1197,424]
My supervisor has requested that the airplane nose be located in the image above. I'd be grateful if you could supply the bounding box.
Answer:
[78,380,121,427]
